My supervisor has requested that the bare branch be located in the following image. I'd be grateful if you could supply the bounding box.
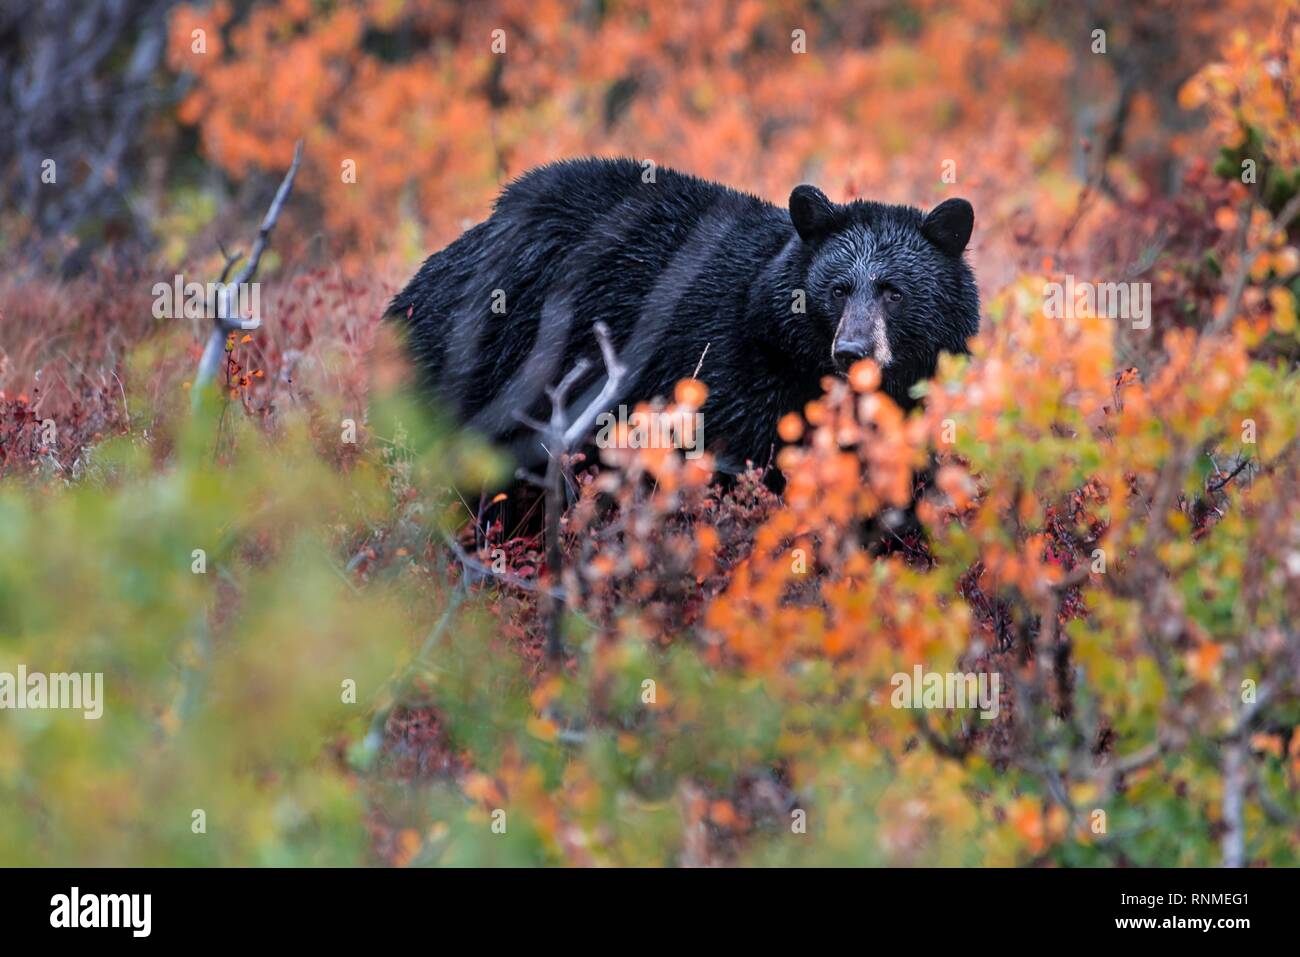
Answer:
[510,410,551,435]
[1220,681,1280,868]
[1206,456,1250,494]
[562,322,627,449]
[547,359,592,413]
[229,139,305,291]
[1110,741,1163,776]
[502,320,632,666]
[217,240,244,283]
[442,531,566,599]
[1221,735,1247,868]
[193,140,304,406]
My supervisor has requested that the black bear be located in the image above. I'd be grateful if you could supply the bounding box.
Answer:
[388,157,978,476]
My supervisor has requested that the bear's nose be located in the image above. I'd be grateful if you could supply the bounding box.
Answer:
[833,340,868,371]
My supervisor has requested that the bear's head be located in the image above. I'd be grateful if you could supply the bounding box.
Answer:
[787,185,979,408]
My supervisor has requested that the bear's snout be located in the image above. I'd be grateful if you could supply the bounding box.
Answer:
[833,340,869,371]
[832,298,892,371]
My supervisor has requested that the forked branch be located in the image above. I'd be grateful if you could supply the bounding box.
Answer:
[192,139,304,407]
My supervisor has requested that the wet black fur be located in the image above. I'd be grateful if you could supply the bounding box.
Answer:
[388,157,979,475]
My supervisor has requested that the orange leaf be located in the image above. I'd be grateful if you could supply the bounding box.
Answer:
[777,412,804,442]
[674,378,709,408]
[848,359,881,393]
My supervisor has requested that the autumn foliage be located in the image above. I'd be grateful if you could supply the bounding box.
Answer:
[1,0,1299,867]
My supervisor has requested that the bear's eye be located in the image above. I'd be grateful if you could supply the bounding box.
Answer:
[885,289,903,304]
[831,284,849,299]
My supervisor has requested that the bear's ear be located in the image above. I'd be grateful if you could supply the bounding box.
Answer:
[789,185,838,243]
[922,198,974,257]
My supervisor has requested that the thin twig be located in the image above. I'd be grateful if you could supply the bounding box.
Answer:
[217,240,243,283]
[1207,456,1250,494]
[691,342,711,380]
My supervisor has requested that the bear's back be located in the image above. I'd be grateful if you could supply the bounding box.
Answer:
[494,157,769,228]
